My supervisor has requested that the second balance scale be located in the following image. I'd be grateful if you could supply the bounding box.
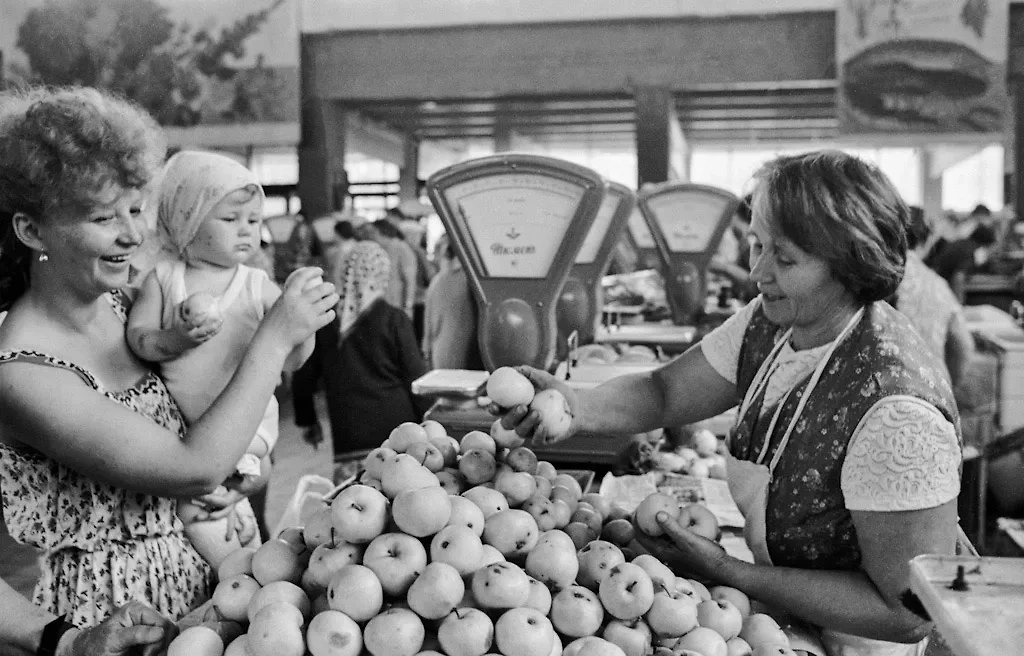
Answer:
[414,153,640,465]
[595,181,741,354]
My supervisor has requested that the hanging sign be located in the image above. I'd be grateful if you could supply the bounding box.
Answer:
[837,0,1009,134]
[426,154,606,371]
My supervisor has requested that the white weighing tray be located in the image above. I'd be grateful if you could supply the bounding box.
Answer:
[412,369,489,397]
[908,554,1024,656]
[595,323,698,345]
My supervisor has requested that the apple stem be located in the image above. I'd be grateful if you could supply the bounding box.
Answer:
[626,581,636,593]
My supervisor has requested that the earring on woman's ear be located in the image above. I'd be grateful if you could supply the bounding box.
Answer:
[38,251,49,263]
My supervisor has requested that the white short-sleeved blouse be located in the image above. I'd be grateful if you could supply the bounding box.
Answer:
[700,300,961,512]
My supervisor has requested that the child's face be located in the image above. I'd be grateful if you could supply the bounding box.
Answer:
[186,189,264,268]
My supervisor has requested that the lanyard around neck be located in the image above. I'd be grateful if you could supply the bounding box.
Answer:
[740,307,865,471]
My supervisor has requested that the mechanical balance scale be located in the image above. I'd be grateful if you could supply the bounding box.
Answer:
[594,181,741,355]
[415,154,653,465]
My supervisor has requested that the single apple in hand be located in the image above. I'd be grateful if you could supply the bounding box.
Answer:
[487,366,536,408]
[634,493,680,537]
[677,502,720,541]
[179,291,222,327]
[529,388,573,442]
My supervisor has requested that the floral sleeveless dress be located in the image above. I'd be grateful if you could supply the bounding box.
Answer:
[0,292,213,627]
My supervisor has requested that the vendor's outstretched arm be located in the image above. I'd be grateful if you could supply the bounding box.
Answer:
[708,502,957,643]
[575,344,738,436]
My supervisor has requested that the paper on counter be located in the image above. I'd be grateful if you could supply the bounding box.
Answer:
[598,470,745,528]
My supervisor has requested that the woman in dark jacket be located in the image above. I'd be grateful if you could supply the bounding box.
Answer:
[301,241,430,479]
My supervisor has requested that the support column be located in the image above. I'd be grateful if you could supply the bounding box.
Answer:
[399,137,420,203]
[1016,82,1024,222]
[635,85,674,187]
[918,148,944,222]
[299,98,346,218]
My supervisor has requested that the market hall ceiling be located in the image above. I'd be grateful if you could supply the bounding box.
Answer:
[302,12,842,150]
[345,81,838,149]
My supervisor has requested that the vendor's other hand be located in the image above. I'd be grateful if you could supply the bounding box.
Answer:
[632,511,732,584]
[63,601,177,656]
[486,365,580,445]
[263,267,339,351]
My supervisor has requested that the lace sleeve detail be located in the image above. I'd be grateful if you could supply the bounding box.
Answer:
[700,297,759,384]
[842,396,961,512]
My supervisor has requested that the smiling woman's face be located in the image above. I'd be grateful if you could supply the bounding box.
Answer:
[747,188,856,345]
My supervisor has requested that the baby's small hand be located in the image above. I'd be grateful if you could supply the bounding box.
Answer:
[184,315,223,344]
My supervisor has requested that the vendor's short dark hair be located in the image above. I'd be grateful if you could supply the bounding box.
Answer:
[752,150,908,304]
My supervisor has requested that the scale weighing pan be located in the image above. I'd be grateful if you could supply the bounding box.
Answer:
[425,154,607,372]
[637,182,740,325]
[557,181,636,347]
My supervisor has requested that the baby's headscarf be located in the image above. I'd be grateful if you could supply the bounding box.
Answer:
[156,150,264,260]
[337,241,392,343]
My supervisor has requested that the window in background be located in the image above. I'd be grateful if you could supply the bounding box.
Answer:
[941,145,1005,213]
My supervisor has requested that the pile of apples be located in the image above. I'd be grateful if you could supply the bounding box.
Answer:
[166,369,797,656]
[648,428,728,480]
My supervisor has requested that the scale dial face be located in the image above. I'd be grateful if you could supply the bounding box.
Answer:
[575,189,623,264]
[627,208,656,249]
[443,172,584,278]
[646,191,734,253]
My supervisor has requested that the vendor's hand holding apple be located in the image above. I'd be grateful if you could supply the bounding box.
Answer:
[632,511,734,585]
[487,365,580,445]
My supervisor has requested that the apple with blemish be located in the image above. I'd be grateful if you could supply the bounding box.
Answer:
[576,540,626,590]
[599,562,656,620]
[549,584,605,639]
[471,561,532,610]
[330,484,389,545]
[437,607,494,656]
[407,561,465,620]
[363,608,425,656]
[459,449,497,486]
[326,564,383,622]
[362,532,427,597]
[524,529,579,588]
[462,485,509,518]
[603,618,653,656]
[482,509,538,559]
[430,524,485,576]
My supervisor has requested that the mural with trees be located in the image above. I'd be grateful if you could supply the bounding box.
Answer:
[13,0,296,126]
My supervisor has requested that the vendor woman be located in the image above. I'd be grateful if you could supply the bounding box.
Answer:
[497,150,961,656]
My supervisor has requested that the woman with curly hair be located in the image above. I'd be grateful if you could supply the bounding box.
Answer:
[0,86,337,653]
